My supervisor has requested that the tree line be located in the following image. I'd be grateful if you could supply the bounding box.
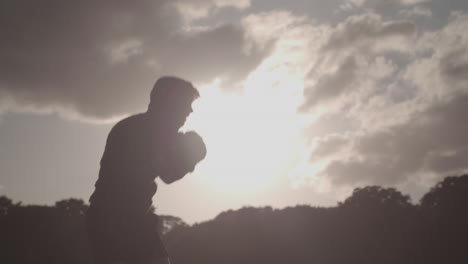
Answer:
[1,174,467,264]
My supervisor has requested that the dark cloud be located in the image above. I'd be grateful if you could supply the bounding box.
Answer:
[439,48,468,84]
[156,24,267,90]
[300,56,357,111]
[304,113,360,139]
[324,93,468,187]
[425,148,468,174]
[310,134,349,161]
[0,0,267,120]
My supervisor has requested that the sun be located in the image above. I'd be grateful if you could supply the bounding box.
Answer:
[181,76,309,194]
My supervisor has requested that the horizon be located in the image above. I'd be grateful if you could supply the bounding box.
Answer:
[0,166,462,225]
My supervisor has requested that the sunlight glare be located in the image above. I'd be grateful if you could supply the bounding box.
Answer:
[183,77,309,194]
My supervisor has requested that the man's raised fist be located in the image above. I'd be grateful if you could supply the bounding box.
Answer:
[176,131,207,172]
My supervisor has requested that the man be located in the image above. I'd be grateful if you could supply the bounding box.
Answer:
[86,76,207,264]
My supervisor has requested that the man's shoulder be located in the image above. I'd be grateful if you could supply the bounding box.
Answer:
[106,113,150,141]
[112,113,148,131]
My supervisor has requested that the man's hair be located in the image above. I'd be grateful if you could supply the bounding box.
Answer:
[150,76,199,106]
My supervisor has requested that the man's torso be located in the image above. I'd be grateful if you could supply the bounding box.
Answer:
[89,113,164,218]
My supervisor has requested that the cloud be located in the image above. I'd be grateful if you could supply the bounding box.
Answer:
[324,93,468,187]
[108,39,143,64]
[1,0,467,206]
[399,6,433,18]
[403,12,468,97]
[310,134,350,161]
[241,10,309,51]
[425,148,468,174]
[232,8,468,199]
[323,13,416,52]
[302,12,468,192]
[439,48,468,83]
[345,0,431,10]
[296,13,413,112]
[300,56,358,111]
[0,0,265,121]
[174,0,250,23]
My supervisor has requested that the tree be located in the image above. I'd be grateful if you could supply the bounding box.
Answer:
[0,196,14,216]
[337,186,417,264]
[55,198,88,217]
[420,175,468,264]
[421,174,468,211]
[159,215,188,235]
[340,186,412,210]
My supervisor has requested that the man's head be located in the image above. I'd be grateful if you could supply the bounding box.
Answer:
[148,76,200,131]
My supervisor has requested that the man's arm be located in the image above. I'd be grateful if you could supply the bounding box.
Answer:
[159,164,189,184]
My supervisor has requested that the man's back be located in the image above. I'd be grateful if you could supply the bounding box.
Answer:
[89,113,161,217]
[86,113,170,263]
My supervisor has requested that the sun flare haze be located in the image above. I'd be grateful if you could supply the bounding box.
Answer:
[182,74,310,195]
[1,0,468,224]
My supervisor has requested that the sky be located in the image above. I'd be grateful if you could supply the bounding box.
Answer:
[1,0,468,223]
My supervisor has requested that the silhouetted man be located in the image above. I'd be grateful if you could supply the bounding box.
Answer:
[86,77,207,264]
